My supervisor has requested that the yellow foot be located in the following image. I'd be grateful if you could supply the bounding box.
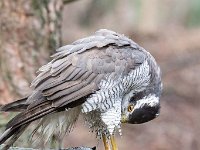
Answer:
[102,134,111,150]
[110,135,118,150]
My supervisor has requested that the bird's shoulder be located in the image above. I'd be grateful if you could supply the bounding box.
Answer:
[52,30,146,73]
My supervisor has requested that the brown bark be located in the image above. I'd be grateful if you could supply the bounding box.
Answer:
[0,0,63,105]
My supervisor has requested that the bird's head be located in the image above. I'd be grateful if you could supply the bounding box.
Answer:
[121,81,162,124]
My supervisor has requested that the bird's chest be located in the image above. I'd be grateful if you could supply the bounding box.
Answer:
[83,100,122,138]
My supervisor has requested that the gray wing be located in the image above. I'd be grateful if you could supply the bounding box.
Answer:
[0,29,147,146]
[28,29,146,108]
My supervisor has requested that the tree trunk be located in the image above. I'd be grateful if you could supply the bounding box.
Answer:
[0,0,63,105]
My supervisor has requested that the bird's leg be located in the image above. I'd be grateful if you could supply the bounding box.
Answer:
[110,135,118,150]
[102,134,111,150]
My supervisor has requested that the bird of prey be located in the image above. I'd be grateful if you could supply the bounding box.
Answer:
[0,29,162,150]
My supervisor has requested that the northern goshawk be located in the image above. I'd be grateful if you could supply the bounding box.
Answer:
[0,29,162,150]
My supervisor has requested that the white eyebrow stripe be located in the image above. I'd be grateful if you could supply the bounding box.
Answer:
[134,94,159,109]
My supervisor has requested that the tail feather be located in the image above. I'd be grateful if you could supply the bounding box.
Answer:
[0,124,29,150]
[0,128,12,144]
[0,97,28,112]
[0,101,57,148]
[5,101,56,129]
[0,125,28,150]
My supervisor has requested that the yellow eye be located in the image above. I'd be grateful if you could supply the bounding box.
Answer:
[127,104,134,112]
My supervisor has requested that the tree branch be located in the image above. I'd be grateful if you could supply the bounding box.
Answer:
[0,145,96,150]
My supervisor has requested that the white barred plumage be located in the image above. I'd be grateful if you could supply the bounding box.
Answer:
[81,59,151,136]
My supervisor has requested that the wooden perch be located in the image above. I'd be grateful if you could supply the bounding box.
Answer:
[0,145,96,150]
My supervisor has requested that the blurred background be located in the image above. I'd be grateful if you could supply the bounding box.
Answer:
[0,0,200,150]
